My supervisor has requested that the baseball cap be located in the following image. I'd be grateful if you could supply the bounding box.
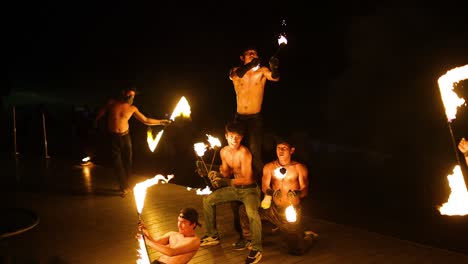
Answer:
[179,208,201,227]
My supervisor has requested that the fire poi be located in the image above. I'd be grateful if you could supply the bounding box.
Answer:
[134,174,174,263]
[193,134,222,192]
[437,64,468,216]
[147,96,191,152]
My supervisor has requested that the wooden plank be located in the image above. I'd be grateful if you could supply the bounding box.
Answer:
[139,183,468,264]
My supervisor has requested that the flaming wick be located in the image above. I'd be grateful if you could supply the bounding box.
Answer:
[273,19,288,58]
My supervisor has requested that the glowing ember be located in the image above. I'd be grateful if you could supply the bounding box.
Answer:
[134,174,174,214]
[170,96,191,121]
[438,64,468,122]
[285,205,297,222]
[147,129,163,152]
[438,165,468,215]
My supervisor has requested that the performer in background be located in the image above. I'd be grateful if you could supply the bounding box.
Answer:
[95,85,171,197]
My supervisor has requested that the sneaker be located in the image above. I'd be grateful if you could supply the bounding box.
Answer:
[245,250,262,264]
[200,235,220,246]
[232,239,252,250]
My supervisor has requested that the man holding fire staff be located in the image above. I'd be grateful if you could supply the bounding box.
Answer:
[200,120,263,264]
[95,85,171,197]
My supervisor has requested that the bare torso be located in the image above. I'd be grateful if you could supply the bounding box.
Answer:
[220,145,255,185]
[105,99,136,133]
[231,67,269,115]
[265,161,303,208]
[158,232,199,264]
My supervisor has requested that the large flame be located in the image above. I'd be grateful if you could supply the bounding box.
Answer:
[146,96,191,152]
[170,96,191,121]
[136,235,151,264]
[147,129,164,153]
[438,165,468,215]
[134,174,174,264]
[134,174,174,214]
[438,65,468,122]
[437,64,468,216]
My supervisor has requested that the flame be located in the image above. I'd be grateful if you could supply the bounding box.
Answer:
[196,185,212,195]
[437,64,468,216]
[274,166,286,179]
[278,34,288,46]
[82,156,91,162]
[134,174,174,263]
[207,134,221,149]
[438,165,468,215]
[136,235,151,264]
[170,96,191,121]
[133,174,174,214]
[194,142,207,157]
[146,96,191,152]
[438,64,468,122]
[147,129,164,152]
[285,205,297,222]
[186,186,212,195]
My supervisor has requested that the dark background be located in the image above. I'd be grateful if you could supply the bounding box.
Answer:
[3,1,468,254]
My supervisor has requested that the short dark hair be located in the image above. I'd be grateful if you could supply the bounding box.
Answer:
[225,120,246,136]
[240,46,258,56]
[275,135,294,148]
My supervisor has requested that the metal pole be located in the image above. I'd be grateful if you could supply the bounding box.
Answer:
[13,106,19,156]
[42,112,50,159]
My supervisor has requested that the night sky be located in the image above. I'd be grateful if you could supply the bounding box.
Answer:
[4,2,468,161]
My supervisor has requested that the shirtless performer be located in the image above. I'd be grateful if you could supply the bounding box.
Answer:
[229,47,280,184]
[200,120,263,264]
[95,86,171,197]
[137,207,201,264]
[236,137,318,256]
[228,47,280,252]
